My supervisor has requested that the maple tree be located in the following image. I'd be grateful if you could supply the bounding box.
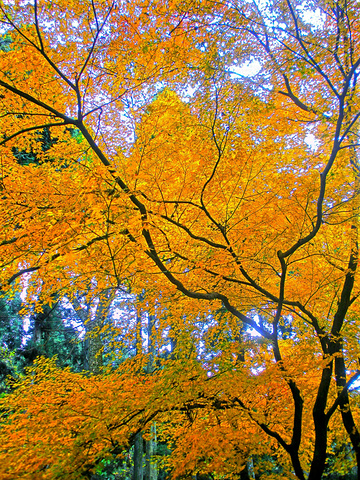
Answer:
[0,0,360,479]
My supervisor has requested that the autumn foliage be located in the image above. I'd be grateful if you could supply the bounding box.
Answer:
[0,0,360,479]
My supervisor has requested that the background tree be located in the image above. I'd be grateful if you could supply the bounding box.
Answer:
[0,291,24,391]
[0,0,359,479]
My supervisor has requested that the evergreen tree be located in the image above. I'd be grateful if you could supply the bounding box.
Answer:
[0,292,24,392]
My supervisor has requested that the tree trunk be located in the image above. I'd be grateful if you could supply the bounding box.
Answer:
[240,457,255,480]
[144,314,158,480]
[307,363,332,480]
[71,290,116,479]
[71,289,115,374]
[134,432,144,480]
[145,423,157,480]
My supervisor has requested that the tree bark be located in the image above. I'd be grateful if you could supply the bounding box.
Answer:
[145,423,157,480]
[134,432,144,480]
[145,314,158,480]
[71,289,115,374]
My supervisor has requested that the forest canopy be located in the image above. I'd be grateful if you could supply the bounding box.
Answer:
[0,0,360,479]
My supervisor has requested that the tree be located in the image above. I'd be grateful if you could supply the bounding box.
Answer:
[70,287,117,374]
[0,291,24,391]
[0,0,360,479]
[0,289,87,385]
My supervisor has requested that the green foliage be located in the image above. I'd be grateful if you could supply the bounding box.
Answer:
[0,33,12,52]
[12,126,58,166]
[0,293,24,391]
[0,293,86,392]
[23,302,85,371]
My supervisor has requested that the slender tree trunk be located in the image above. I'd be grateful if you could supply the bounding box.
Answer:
[87,312,104,374]
[133,305,158,480]
[135,302,142,356]
[133,299,144,480]
[145,423,157,480]
[144,314,158,480]
[83,337,90,371]
[240,457,255,480]
[247,458,255,480]
[134,433,144,480]
[71,289,115,374]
